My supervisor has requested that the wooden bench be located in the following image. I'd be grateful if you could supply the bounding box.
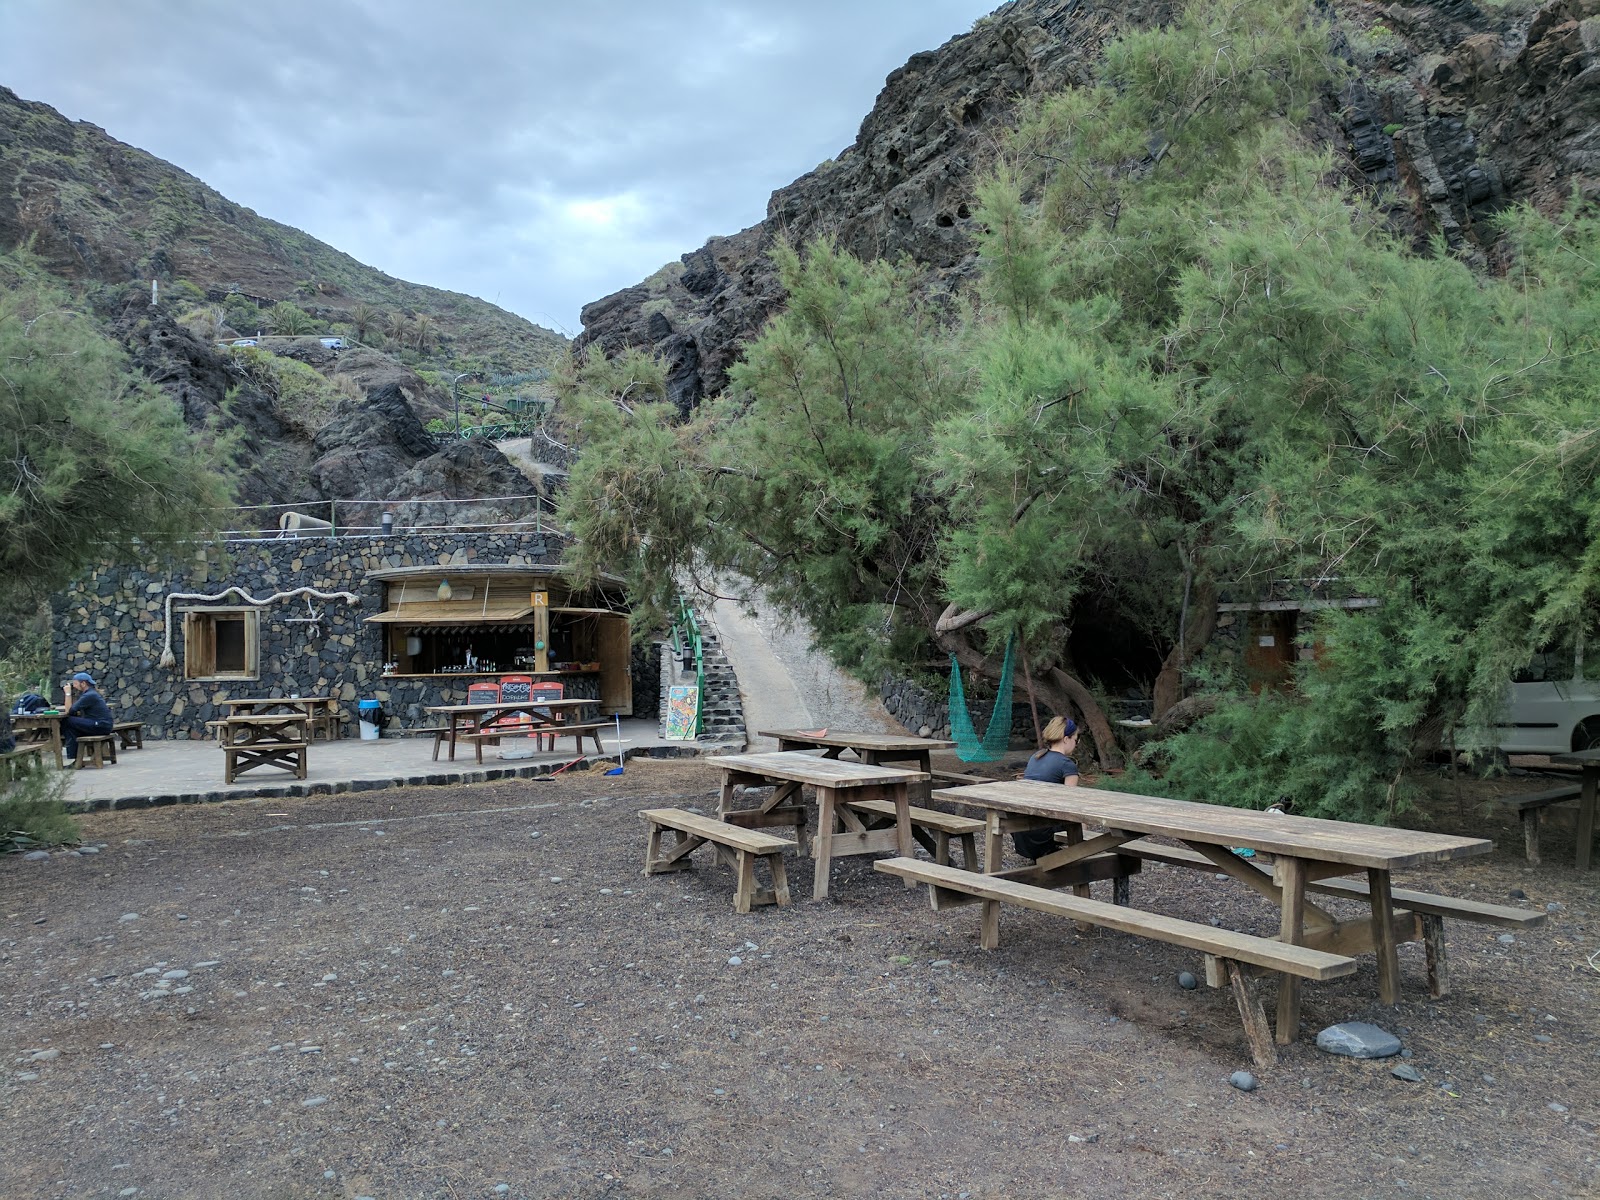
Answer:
[307,708,342,742]
[641,807,794,914]
[930,768,991,788]
[205,719,229,743]
[1497,784,1582,864]
[112,721,145,750]
[843,797,984,869]
[223,741,308,784]
[548,721,609,756]
[73,734,118,769]
[1,744,47,778]
[1114,835,1544,998]
[398,726,451,761]
[875,856,1356,1066]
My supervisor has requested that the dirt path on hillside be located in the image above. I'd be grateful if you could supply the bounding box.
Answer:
[2,762,1595,1199]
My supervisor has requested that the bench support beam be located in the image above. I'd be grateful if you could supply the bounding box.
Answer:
[1226,959,1278,1069]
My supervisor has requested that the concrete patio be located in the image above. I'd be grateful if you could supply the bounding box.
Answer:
[52,717,720,810]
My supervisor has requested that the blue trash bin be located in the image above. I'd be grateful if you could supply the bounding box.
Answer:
[358,699,382,741]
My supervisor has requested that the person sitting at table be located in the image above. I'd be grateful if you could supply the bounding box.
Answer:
[1012,715,1081,860]
[61,672,114,763]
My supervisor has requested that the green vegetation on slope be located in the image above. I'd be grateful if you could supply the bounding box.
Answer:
[0,253,235,610]
[556,0,1600,822]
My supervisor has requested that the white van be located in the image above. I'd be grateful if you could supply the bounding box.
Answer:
[1491,629,1600,753]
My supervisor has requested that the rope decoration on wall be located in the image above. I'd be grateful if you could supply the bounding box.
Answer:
[158,587,361,668]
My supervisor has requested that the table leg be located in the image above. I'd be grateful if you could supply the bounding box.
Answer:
[1368,867,1401,1005]
[1422,913,1449,999]
[812,786,837,902]
[891,782,915,889]
[981,811,1003,950]
[1276,856,1307,1045]
[1578,766,1598,872]
[49,723,63,770]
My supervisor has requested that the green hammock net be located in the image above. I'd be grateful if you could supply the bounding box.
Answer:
[948,631,1017,762]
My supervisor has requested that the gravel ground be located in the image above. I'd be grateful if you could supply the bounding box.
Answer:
[2,760,1596,1199]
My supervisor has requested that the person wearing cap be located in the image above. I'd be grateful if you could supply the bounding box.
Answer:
[61,672,114,764]
[1012,715,1082,859]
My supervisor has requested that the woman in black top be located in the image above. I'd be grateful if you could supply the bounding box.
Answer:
[1012,715,1081,859]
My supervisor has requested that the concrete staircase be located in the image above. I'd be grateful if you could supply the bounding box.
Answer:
[693,617,746,745]
[656,605,746,749]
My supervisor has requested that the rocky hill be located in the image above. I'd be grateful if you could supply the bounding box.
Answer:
[0,85,569,519]
[0,85,565,376]
[575,0,1600,412]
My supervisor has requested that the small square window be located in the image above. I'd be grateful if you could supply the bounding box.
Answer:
[182,608,260,680]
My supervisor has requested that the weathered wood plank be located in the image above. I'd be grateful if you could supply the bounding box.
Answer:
[716,751,929,790]
[874,857,1357,981]
[933,781,1490,869]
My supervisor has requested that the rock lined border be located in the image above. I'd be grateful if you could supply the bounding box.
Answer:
[62,744,706,812]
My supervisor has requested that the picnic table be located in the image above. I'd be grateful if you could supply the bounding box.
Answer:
[223,696,342,741]
[12,711,65,769]
[221,713,309,783]
[424,698,597,761]
[758,728,955,770]
[930,780,1496,1045]
[714,750,929,900]
[1548,748,1600,870]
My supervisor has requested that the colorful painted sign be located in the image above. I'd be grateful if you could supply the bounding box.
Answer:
[665,684,699,740]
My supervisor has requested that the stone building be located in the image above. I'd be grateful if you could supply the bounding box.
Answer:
[49,530,655,739]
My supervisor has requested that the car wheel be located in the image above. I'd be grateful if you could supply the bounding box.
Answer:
[1572,717,1600,752]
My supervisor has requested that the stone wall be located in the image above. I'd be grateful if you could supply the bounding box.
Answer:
[49,532,656,739]
[880,672,1032,744]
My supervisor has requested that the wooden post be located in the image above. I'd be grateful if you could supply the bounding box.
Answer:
[812,786,837,902]
[1421,913,1449,999]
[1578,766,1597,872]
[981,811,1004,950]
[1368,867,1401,1005]
[1275,856,1307,1045]
[1227,959,1277,1069]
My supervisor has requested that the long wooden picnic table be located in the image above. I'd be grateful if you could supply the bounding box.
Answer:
[759,729,955,801]
[12,711,65,769]
[934,780,1492,1041]
[223,696,342,740]
[424,699,597,761]
[715,750,929,900]
[758,728,955,769]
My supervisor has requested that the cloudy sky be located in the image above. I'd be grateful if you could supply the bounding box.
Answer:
[0,0,1000,336]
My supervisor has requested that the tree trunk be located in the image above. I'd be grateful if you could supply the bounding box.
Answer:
[1152,580,1218,720]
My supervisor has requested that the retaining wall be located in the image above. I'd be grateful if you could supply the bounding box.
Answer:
[50,532,657,738]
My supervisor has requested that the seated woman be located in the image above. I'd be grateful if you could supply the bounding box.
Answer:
[61,672,114,763]
[1012,715,1081,860]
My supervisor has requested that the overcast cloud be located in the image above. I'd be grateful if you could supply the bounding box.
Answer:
[0,0,999,335]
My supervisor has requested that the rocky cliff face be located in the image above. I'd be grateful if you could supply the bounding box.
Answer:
[112,302,545,521]
[576,0,1600,408]
[1,84,566,522]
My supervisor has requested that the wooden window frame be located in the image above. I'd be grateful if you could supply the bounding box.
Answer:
[181,606,261,681]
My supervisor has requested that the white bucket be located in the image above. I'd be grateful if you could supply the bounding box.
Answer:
[359,719,379,741]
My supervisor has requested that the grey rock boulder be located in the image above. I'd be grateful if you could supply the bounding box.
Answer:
[1316,1022,1402,1059]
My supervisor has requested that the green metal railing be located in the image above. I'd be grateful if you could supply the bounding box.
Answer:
[670,595,705,737]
